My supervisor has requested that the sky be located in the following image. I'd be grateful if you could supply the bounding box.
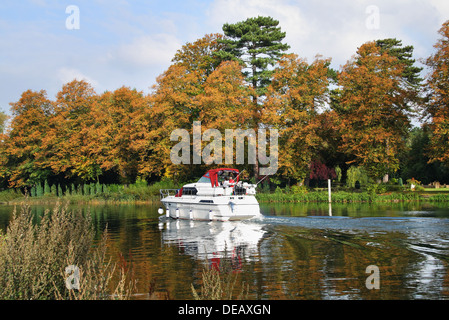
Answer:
[1,0,449,115]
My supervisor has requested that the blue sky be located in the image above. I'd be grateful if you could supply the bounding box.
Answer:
[1,0,449,115]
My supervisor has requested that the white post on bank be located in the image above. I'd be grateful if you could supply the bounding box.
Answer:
[328,179,332,216]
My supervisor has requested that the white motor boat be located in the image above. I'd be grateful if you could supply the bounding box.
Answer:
[159,168,262,221]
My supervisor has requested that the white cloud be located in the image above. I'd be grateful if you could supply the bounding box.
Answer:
[57,67,99,87]
[2,0,449,116]
[113,33,182,67]
[206,0,449,69]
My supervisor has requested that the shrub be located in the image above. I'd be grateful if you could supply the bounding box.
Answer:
[36,182,43,197]
[366,183,387,195]
[291,185,308,194]
[83,184,89,196]
[44,180,50,195]
[0,189,23,202]
[346,166,370,188]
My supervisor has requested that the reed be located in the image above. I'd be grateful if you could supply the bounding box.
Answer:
[0,201,136,300]
[191,252,249,300]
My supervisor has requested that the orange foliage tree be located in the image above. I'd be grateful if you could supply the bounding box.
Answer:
[149,34,255,181]
[334,41,413,180]
[0,23,438,190]
[425,21,449,166]
[4,90,53,187]
[263,54,331,183]
[41,80,100,182]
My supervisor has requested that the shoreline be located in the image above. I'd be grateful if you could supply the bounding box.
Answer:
[2,190,449,206]
[256,190,449,203]
[1,195,161,206]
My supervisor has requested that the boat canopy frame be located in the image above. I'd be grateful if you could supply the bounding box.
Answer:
[201,168,240,187]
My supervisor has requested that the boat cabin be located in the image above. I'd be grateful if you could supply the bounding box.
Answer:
[175,168,255,197]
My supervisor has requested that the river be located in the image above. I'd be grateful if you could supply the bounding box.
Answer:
[0,201,448,300]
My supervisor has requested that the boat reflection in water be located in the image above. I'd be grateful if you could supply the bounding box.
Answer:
[158,217,266,267]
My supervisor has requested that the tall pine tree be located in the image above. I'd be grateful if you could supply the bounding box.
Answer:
[216,16,290,178]
[216,16,290,98]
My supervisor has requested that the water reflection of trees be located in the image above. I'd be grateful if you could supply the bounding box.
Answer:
[260,201,449,218]
[103,208,449,300]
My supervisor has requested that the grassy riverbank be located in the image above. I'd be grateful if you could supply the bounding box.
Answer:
[0,178,179,205]
[2,180,449,205]
[256,188,449,203]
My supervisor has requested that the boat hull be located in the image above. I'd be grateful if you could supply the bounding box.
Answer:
[160,195,261,221]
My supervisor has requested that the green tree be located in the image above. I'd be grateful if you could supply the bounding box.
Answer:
[216,16,290,178]
[217,16,290,98]
[399,126,449,184]
[83,183,89,196]
[376,38,423,86]
[346,166,370,188]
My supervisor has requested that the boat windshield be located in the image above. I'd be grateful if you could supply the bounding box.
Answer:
[197,175,211,183]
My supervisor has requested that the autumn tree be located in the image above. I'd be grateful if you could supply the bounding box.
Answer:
[0,112,8,186]
[0,112,9,186]
[42,80,100,182]
[196,60,256,173]
[263,54,331,184]
[424,21,449,167]
[197,60,255,130]
[309,160,336,184]
[149,34,255,181]
[147,63,202,180]
[95,87,150,183]
[4,90,53,187]
[172,33,226,81]
[334,41,417,179]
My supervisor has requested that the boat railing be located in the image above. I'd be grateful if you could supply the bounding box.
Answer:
[160,189,179,199]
